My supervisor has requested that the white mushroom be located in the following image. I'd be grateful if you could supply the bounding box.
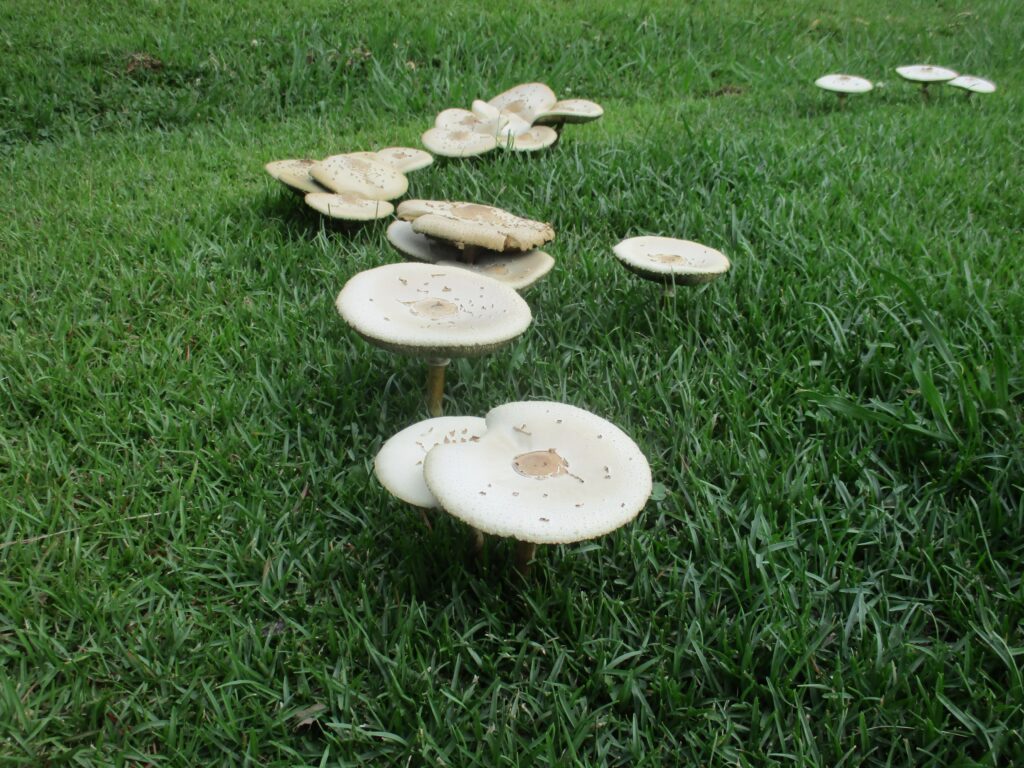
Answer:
[264,159,329,195]
[397,200,555,254]
[896,65,958,99]
[423,401,652,574]
[612,236,731,296]
[533,99,605,127]
[374,147,435,173]
[421,128,498,158]
[310,154,409,200]
[336,262,532,415]
[488,83,559,124]
[435,108,493,133]
[304,192,394,222]
[501,126,559,152]
[947,75,996,95]
[814,74,873,106]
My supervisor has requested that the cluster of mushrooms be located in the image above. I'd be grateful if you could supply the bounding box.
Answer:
[816,65,997,105]
[263,82,734,579]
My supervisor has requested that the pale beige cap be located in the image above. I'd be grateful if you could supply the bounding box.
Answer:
[533,99,604,125]
[612,236,731,285]
[375,147,435,172]
[814,74,874,94]
[265,159,329,194]
[947,75,996,94]
[310,154,409,200]
[896,65,958,83]
[488,83,558,123]
[305,192,394,221]
[421,128,498,158]
[399,201,555,252]
[502,126,559,152]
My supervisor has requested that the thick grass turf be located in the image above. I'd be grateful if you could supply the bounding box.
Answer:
[2,0,1023,764]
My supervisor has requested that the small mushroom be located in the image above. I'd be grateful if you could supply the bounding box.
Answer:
[305,192,394,222]
[612,236,731,298]
[896,65,958,100]
[947,75,996,97]
[310,154,409,200]
[264,159,330,195]
[814,74,874,107]
[423,401,652,577]
[397,200,555,255]
[336,263,532,416]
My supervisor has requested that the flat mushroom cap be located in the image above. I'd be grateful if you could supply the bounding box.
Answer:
[501,126,559,152]
[375,147,435,172]
[424,401,652,545]
[533,99,605,125]
[947,75,996,94]
[375,416,488,508]
[305,192,394,221]
[387,220,464,263]
[264,159,328,194]
[396,200,462,220]
[896,65,958,83]
[422,128,498,158]
[436,251,555,291]
[336,262,533,358]
[488,82,558,123]
[814,74,874,94]
[310,154,409,200]
[612,236,731,285]
[435,108,494,133]
[404,201,555,252]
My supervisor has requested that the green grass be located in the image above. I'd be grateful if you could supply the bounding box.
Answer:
[2,0,1023,764]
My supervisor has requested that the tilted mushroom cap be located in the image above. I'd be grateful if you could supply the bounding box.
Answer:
[896,65,958,83]
[612,236,730,285]
[533,99,605,125]
[947,75,996,94]
[423,401,652,544]
[488,82,558,123]
[501,126,559,152]
[375,147,435,173]
[435,108,493,133]
[375,416,488,508]
[422,128,498,158]
[305,192,394,221]
[264,159,329,194]
[336,262,532,358]
[310,154,409,200]
[399,200,555,252]
[396,200,462,220]
[387,220,463,263]
[814,74,874,94]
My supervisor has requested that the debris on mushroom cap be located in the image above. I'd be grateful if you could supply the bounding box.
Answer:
[264,159,329,194]
[947,75,996,94]
[423,401,652,544]
[399,200,555,253]
[305,192,394,222]
[501,126,559,152]
[422,127,498,158]
[814,74,874,94]
[895,65,958,83]
[436,251,555,291]
[533,99,605,125]
[310,154,409,200]
[375,147,435,172]
[375,416,488,508]
[488,82,558,123]
[336,262,533,358]
[612,236,731,285]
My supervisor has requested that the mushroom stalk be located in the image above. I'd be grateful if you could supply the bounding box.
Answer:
[469,527,485,558]
[513,540,538,577]
[837,92,847,110]
[426,358,450,417]
[462,245,484,265]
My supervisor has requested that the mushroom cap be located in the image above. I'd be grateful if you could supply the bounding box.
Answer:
[305,192,394,221]
[310,154,409,200]
[375,416,488,508]
[488,82,558,123]
[435,108,493,133]
[814,74,874,94]
[421,128,498,158]
[336,262,533,358]
[398,200,555,252]
[533,99,605,125]
[895,65,958,83]
[424,401,652,544]
[501,126,559,152]
[612,236,731,285]
[947,75,996,94]
[387,219,463,263]
[375,147,435,172]
[264,159,329,194]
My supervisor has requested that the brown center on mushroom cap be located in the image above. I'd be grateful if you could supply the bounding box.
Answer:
[406,298,459,319]
[651,253,688,265]
[513,449,569,479]
[453,204,502,223]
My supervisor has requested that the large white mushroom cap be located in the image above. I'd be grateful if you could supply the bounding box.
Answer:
[422,128,498,158]
[336,262,533,358]
[501,126,559,152]
[424,401,652,544]
[612,236,731,285]
[310,154,409,200]
[305,192,394,222]
[264,159,328,194]
[375,416,488,508]
[814,74,874,94]
[896,65,958,83]
[374,147,435,173]
[533,99,605,125]
[947,75,996,94]
[397,200,555,253]
[488,83,558,123]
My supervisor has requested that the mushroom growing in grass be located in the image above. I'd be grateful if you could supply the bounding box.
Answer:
[423,401,652,577]
[947,75,996,97]
[612,236,731,298]
[264,159,329,195]
[336,262,532,417]
[814,74,874,107]
[896,65,958,99]
[397,200,555,259]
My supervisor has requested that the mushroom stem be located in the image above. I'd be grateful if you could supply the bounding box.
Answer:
[662,282,677,300]
[426,358,450,416]
[468,527,485,559]
[837,92,847,110]
[513,540,538,577]
[921,83,931,102]
[462,245,483,265]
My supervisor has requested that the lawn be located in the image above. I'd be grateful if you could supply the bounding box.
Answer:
[1,0,1022,765]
